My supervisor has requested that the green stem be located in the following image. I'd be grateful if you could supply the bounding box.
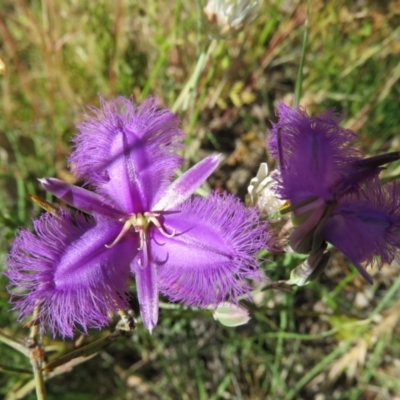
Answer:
[0,364,32,375]
[284,340,351,400]
[29,307,46,400]
[171,39,216,113]
[0,329,30,356]
[294,0,310,105]
[370,271,400,319]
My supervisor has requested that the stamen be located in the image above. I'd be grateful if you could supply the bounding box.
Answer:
[145,212,176,238]
[279,196,319,215]
[105,220,133,248]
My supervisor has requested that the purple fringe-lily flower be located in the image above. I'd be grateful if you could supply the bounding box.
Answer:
[267,103,400,283]
[7,97,269,336]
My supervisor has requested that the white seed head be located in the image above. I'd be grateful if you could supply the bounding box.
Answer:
[204,0,260,37]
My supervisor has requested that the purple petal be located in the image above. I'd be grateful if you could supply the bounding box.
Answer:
[6,212,138,338]
[40,178,123,219]
[349,261,374,284]
[69,97,184,213]
[322,181,400,279]
[267,103,362,203]
[131,258,159,333]
[289,201,329,254]
[354,152,400,169]
[150,193,269,308]
[153,154,222,211]
[334,151,400,196]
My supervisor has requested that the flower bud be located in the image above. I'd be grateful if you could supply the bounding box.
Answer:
[288,246,331,286]
[246,163,286,219]
[213,302,250,327]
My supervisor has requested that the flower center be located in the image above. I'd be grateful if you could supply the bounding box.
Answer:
[105,212,175,251]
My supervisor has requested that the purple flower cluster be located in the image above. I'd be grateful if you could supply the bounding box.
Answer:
[267,103,400,283]
[6,97,269,337]
[7,96,399,338]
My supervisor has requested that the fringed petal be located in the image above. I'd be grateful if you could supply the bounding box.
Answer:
[131,259,159,333]
[334,151,400,196]
[6,212,138,338]
[322,181,400,279]
[150,193,269,308]
[69,97,184,213]
[267,103,362,203]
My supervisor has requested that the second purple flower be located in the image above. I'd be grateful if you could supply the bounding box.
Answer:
[267,103,400,283]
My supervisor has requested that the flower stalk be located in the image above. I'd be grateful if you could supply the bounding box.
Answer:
[28,306,46,400]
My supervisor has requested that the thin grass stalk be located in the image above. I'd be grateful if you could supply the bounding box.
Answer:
[171,39,216,113]
[294,0,310,105]
[0,14,42,117]
[109,0,122,96]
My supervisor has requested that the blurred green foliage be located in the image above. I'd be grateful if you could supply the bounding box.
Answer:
[1,0,400,399]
